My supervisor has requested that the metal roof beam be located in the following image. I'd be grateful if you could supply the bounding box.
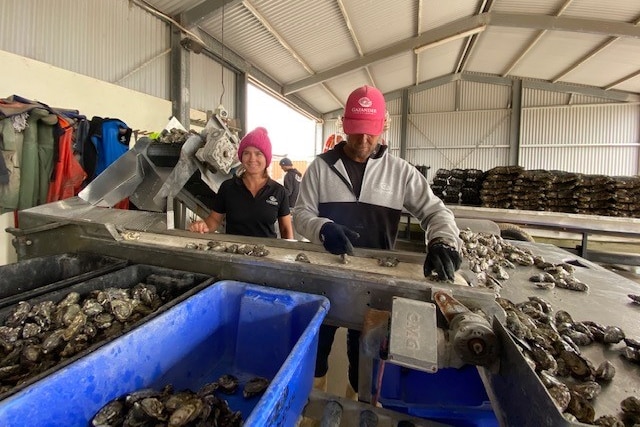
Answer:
[604,69,640,91]
[195,29,321,119]
[523,79,640,102]
[456,0,495,73]
[181,0,242,28]
[284,12,640,96]
[491,12,640,38]
[551,37,619,83]
[284,14,490,95]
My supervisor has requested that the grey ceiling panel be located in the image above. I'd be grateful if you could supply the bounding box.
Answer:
[138,0,640,115]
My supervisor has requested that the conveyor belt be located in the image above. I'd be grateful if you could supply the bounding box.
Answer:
[14,198,640,426]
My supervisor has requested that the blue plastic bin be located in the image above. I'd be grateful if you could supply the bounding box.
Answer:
[0,280,329,427]
[375,363,499,427]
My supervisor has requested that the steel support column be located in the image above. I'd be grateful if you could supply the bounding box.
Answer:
[509,79,522,166]
[170,26,191,129]
[399,89,409,160]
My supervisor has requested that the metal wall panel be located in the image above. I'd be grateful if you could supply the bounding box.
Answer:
[190,53,237,116]
[460,81,511,110]
[1,0,170,100]
[520,146,638,175]
[521,101,640,175]
[410,83,456,113]
[523,87,571,107]
[407,110,510,159]
[407,81,512,173]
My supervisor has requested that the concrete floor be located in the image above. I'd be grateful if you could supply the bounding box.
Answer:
[325,327,350,397]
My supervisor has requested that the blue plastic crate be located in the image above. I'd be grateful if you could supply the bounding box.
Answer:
[0,280,329,427]
[374,363,499,427]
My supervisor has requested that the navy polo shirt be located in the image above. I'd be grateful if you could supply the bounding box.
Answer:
[212,176,290,238]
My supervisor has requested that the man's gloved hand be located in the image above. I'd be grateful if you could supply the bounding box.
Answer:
[424,241,462,281]
[319,222,360,255]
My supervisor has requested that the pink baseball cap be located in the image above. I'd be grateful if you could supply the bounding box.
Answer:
[342,85,386,136]
[238,127,272,166]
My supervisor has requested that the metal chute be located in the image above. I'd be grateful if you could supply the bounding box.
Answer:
[78,106,241,218]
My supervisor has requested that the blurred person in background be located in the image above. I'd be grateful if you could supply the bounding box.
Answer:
[293,85,462,399]
[279,157,302,208]
[189,127,293,239]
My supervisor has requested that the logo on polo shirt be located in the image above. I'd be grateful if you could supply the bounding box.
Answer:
[266,196,278,206]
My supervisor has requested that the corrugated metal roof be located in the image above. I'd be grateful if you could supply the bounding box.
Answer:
[5,0,639,116]
[137,0,640,116]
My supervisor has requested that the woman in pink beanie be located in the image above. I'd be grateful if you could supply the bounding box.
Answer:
[189,127,293,239]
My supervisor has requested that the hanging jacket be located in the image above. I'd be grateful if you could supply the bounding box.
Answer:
[83,117,132,182]
[47,116,87,203]
[17,107,57,209]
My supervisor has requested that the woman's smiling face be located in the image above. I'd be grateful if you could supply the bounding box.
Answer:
[241,146,267,173]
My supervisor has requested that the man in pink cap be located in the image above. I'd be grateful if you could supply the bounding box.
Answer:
[293,85,462,399]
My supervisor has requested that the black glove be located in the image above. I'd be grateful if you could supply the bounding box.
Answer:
[319,222,360,255]
[424,242,462,281]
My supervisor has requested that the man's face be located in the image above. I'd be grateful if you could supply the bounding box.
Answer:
[344,133,381,163]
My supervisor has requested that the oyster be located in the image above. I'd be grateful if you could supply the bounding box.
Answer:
[251,244,270,257]
[624,337,640,349]
[139,397,166,421]
[377,257,400,267]
[4,302,31,327]
[566,393,595,424]
[594,414,624,427]
[207,241,227,252]
[168,397,203,426]
[217,374,239,394]
[236,244,254,255]
[57,292,81,308]
[295,252,310,263]
[548,384,571,412]
[0,326,21,343]
[621,396,640,413]
[603,326,625,344]
[110,299,134,323]
[570,381,601,400]
[243,376,269,398]
[225,244,239,254]
[560,349,596,380]
[621,346,640,364]
[595,360,616,381]
[91,398,125,427]
[82,299,104,317]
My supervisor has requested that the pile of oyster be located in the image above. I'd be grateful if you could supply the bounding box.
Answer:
[92,374,269,427]
[460,229,589,293]
[460,229,534,290]
[186,241,270,257]
[0,281,171,395]
[500,295,640,425]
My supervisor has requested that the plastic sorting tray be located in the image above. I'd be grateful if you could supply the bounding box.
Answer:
[0,264,214,401]
[0,252,127,309]
[375,363,499,427]
[0,280,329,427]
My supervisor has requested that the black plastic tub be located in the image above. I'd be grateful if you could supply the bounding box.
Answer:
[0,264,215,401]
[0,253,127,309]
